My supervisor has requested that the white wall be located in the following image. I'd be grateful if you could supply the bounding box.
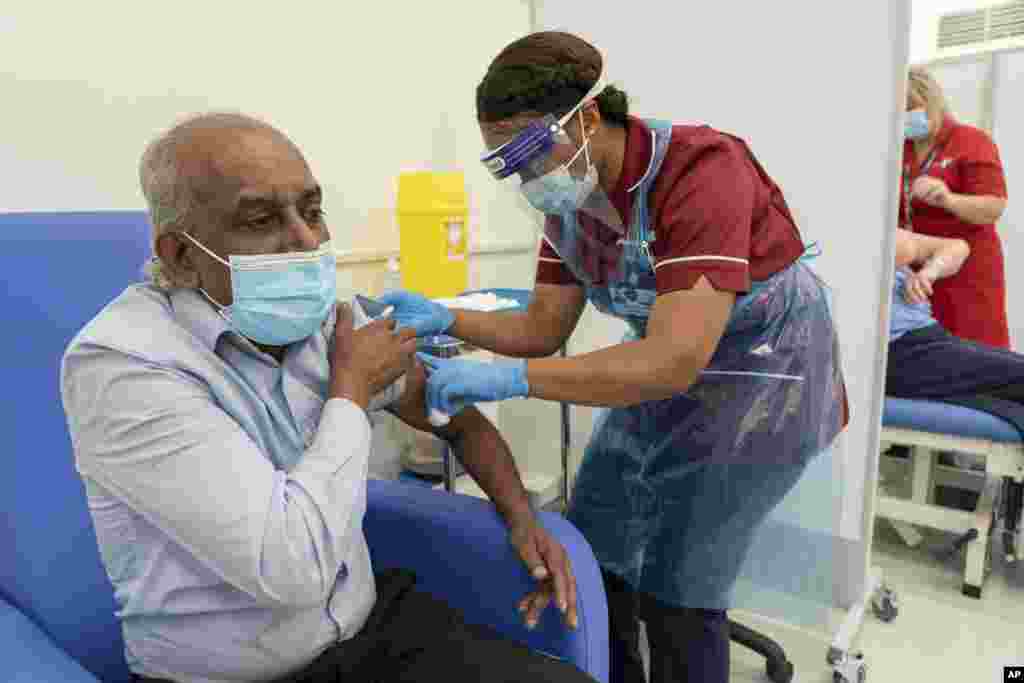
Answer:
[537,1,912,610]
[0,1,535,260]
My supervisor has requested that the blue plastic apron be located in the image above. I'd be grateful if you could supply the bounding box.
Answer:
[547,120,846,613]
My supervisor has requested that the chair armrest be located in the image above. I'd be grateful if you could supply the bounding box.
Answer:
[364,479,608,683]
[0,594,101,683]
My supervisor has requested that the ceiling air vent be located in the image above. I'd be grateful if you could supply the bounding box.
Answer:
[937,1,1024,50]
[937,9,987,49]
[989,1,1024,40]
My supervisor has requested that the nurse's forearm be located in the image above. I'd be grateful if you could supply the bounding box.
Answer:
[525,338,698,408]
[450,309,559,358]
[946,194,1007,225]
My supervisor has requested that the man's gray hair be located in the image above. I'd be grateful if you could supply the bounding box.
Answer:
[140,112,275,289]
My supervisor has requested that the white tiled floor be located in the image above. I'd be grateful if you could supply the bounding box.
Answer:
[728,521,1024,682]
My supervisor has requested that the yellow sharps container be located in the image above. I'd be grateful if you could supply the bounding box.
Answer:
[396,171,469,299]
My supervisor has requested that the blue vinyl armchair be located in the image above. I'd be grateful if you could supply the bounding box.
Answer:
[0,212,608,683]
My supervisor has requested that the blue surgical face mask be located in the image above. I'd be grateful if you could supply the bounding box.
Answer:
[520,113,599,215]
[905,109,930,141]
[182,233,337,346]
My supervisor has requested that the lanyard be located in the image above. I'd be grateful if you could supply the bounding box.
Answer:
[903,145,942,228]
[800,241,822,262]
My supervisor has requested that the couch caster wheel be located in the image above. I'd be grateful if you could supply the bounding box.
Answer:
[831,651,866,683]
[766,655,794,683]
[871,585,898,622]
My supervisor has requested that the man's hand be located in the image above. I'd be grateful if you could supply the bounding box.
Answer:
[912,176,953,210]
[903,269,935,305]
[508,514,578,631]
[330,303,417,409]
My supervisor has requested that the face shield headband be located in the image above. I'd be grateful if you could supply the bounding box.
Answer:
[481,66,608,181]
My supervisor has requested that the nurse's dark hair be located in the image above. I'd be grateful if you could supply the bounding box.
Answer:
[476,31,629,126]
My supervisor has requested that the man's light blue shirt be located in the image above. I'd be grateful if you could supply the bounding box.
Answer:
[61,284,376,683]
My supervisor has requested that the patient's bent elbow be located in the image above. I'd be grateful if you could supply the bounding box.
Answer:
[957,240,971,259]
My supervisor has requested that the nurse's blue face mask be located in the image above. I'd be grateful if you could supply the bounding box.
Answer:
[481,69,612,222]
[520,115,598,215]
[904,109,930,141]
[182,233,337,346]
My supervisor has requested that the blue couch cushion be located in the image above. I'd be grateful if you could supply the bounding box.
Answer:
[884,397,1022,444]
[0,595,101,683]
[0,211,152,682]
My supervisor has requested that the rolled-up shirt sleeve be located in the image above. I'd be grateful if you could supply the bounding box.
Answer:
[62,344,371,609]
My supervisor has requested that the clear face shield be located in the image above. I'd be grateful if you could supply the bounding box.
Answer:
[481,72,628,285]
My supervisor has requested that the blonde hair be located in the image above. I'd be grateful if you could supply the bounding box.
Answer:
[907,65,949,122]
[139,112,281,289]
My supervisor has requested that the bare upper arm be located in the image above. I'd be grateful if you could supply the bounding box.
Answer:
[388,361,435,433]
[646,276,736,372]
[894,229,970,268]
[388,360,488,441]
[894,229,920,268]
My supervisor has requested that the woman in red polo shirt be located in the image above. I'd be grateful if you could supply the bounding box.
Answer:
[902,66,1010,348]
[381,32,847,683]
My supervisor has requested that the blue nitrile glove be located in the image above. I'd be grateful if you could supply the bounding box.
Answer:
[377,290,455,337]
[418,353,529,425]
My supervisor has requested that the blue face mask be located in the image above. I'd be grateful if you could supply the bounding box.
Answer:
[905,109,930,141]
[520,127,599,215]
[183,234,337,346]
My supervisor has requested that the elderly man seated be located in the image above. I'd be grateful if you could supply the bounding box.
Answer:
[887,227,1024,560]
[60,112,593,683]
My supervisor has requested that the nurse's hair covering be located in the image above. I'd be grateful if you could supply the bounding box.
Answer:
[139,112,299,289]
[476,31,629,125]
[907,65,949,122]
